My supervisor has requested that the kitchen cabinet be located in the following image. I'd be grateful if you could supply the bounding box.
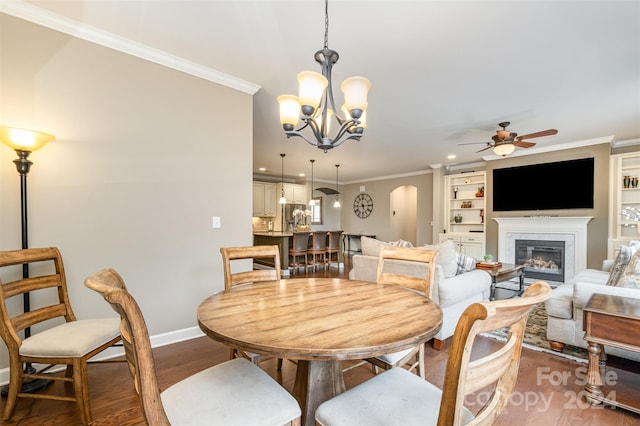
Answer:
[253,182,277,217]
[439,233,485,260]
[279,183,308,205]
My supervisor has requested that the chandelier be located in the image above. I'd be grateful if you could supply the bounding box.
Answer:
[278,0,371,153]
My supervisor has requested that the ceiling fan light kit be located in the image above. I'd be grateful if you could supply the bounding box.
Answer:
[277,0,371,152]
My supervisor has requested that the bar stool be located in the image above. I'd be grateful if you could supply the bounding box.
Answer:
[326,230,343,269]
[290,232,311,274]
[308,231,328,271]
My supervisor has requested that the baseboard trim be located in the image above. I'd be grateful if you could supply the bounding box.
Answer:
[0,326,205,386]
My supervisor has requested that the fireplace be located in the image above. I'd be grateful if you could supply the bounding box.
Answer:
[515,239,565,282]
[494,216,592,284]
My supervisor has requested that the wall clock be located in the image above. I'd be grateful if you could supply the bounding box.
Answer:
[353,193,374,218]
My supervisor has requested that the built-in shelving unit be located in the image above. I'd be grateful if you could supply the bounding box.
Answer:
[440,171,486,259]
[608,153,640,257]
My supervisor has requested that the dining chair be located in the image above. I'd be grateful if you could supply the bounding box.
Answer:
[289,232,311,274]
[84,268,301,426]
[365,246,438,378]
[220,245,283,369]
[0,247,122,425]
[308,231,328,271]
[316,281,552,426]
[325,230,343,269]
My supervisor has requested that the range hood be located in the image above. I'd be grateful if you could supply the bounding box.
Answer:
[314,187,340,195]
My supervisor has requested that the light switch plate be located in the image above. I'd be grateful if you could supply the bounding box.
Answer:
[212,216,221,229]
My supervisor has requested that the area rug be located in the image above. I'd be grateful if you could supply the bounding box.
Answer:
[482,302,588,363]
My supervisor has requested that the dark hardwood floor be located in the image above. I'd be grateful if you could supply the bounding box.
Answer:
[2,254,640,425]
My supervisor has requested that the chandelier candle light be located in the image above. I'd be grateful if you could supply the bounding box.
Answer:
[278,0,371,152]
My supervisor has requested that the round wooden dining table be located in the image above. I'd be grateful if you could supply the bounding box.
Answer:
[197,277,443,426]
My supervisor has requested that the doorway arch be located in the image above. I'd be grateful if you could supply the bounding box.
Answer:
[390,185,417,245]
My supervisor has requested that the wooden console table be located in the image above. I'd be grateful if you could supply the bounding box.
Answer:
[583,293,640,413]
[342,233,376,254]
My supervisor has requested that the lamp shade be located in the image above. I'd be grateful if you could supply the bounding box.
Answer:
[493,143,515,157]
[297,71,328,111]
[0,126,55,152]
[341,76,371,113]
[278,95,301,127]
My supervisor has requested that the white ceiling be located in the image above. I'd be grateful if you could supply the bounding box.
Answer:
[7,0,640,183]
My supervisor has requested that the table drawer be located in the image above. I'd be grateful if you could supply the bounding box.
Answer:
[585,312,640,349]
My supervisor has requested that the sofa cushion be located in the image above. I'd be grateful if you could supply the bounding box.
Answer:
[606,241,640,286]
[545,284,573,319]
[360,236,413,257]
[437,269,491,307]
[423,240,457,278]
[361,236,388,257]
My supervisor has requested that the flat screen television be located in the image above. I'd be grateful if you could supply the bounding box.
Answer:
[492,157,594,211]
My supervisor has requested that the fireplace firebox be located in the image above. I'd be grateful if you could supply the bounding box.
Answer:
[515,239,565,282]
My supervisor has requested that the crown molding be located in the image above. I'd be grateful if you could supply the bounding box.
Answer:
[0,0,260,95]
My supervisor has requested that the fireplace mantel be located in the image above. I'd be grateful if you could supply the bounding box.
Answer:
[494,216,593,282]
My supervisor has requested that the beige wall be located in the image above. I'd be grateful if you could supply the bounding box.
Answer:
[340,173,433,246]
[0,15,253,368]
[485,143,611,268]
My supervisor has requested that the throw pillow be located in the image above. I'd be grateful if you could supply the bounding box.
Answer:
[456,253,476,275]
[614,249,640,288]
[423,239,457,278]
[606,241,640,286]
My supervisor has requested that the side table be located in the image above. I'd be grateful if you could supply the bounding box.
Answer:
[477,263,525,301]
[583,293,640,413]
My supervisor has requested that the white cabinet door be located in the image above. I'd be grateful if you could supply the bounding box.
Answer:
[253,182,266,216]
[438,233,485,260]
[253,182,277,217]
[293,184,307,205]
[263,183,277,217]
[281,183,308,204]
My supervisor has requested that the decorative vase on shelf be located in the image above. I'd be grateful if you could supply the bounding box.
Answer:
[624,175,631,188]
[633,177,639,188]
[454,214,463,224]
[475,186,484,198]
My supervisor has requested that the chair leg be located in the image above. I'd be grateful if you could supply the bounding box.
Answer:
[73,359,92,425]
[432,338,445,351]
[229,347,236,360]
[3,358,22,421]
[418,343,425,379]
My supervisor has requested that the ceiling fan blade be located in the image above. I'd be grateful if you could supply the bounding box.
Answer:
[458,142,490,146]
[514,140,536,149]
[517,129,558,139]
[476,145,493,153]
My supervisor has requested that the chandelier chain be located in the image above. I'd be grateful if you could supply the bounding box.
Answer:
[323,0,329,49]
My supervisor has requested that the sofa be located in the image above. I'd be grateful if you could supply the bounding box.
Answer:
[546,249,640,362]
[348,237,492,349]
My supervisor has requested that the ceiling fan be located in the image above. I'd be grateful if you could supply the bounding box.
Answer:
[460,122,558,156]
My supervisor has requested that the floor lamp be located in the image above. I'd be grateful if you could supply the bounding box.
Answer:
[0,126,55,394]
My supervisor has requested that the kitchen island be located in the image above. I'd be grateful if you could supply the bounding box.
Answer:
[253,231,293,273]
